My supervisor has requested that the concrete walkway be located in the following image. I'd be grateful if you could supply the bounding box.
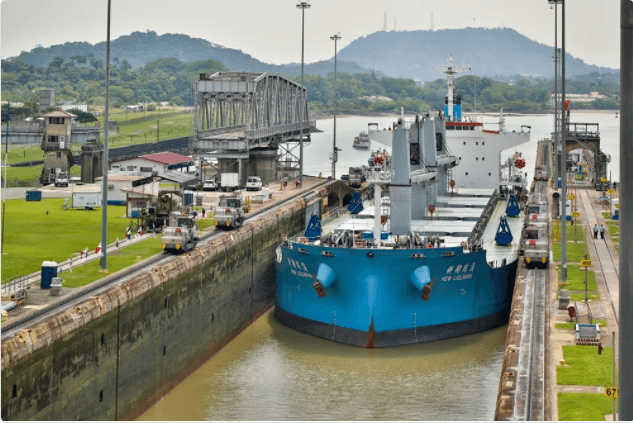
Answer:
[548,180,620,421]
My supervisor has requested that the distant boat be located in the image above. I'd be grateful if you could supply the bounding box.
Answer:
[352,131,370,149]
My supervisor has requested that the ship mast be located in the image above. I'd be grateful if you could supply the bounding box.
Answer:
[436,56,471,122]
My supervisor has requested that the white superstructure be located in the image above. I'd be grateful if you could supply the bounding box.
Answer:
[368,57,530,191]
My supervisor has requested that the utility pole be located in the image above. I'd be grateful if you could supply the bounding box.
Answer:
[100,0,111,271]
[560,0,567,283]
[2,101,9,254]
[619,0,632,419]
[330,33,341,179]
[297,1,310,187]
[551,0,559,185]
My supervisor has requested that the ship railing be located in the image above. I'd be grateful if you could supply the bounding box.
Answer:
[468,189,499,245]
[365,169,393,184]
[487,252,520,269]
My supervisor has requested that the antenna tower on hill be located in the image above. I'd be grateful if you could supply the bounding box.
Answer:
[383,13,387,31]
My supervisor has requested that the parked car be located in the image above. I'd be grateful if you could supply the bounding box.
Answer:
[203,179,217,191]
[246,176,262,191]
[54,172,69,187]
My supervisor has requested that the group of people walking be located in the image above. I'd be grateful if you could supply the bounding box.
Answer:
[593,223,606,239]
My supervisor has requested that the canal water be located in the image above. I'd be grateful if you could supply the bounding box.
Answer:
[138,111,620,421]
[138,309,507,421]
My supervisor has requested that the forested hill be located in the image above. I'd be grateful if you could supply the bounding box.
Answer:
[8,28,616,81]
[337,28,615,80]
[8,30,368,77]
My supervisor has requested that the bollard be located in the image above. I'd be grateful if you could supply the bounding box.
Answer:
[558,289,570,310]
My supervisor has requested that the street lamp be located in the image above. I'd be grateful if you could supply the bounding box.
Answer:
[296,1,310,187]
[100,0,111,271]
[330,33,341,179]
[549,0,560,186]
[549,0,566,282]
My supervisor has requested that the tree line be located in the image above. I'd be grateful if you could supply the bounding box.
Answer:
[1,55,620,117]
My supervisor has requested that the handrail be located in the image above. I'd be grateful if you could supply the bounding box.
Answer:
[245,121,316,140]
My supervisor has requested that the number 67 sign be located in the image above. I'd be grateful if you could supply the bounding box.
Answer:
[604,386,619,398]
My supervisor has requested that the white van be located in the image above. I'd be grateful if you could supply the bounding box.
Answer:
[246,176,262,191]
[55,172,69,187]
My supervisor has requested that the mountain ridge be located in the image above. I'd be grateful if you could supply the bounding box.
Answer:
[6,28,617,81]
[336,28,615,80]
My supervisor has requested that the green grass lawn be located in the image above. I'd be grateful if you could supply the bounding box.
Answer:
[5,144,44,165]
[569,293,600,301]
[557,345,616,386]
[1,198,131,280]
[5,165,41,182]
[61,236,164,288]
[555,320,607,330]
[558,265,597,291]
[551,221,587,242]
[558,393,618,421]
[97,109,193,149]
[552,241,590,263]
[5,155,81,183]
[197,217,216,231]
[606,223,618,238]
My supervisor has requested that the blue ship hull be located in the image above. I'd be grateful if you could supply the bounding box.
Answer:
[275,243,518,347]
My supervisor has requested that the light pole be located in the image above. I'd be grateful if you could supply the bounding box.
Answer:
[560,0,567,283]
[297,1,310,187]
[549,0,566,282]
[100,0,111,271]
[619,0,633,418]
[330,33,341,179]
[2,101,9,254]
[550,0,560,185]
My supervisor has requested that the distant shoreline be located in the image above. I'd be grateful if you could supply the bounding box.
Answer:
[310,109,619,120]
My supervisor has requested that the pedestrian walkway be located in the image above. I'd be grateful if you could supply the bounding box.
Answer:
[548,180,620,421]
[577,188,619,319]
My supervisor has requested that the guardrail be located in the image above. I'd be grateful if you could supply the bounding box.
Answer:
[1,275,31,298]
[1,177,42,188]
[245,121,316,140]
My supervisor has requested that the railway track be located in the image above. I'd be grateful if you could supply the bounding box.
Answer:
[1,179,332,339]
[574,183,620,326]
[515,178,548,421]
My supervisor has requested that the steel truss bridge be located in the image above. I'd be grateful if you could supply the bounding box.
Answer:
[192,72,317,179]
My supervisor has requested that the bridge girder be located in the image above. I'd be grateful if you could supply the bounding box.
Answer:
[194,72,309,134]
[193,72,317,179]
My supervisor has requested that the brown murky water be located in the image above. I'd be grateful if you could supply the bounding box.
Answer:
[137,308,506,421]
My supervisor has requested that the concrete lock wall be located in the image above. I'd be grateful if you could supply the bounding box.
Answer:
[1,196,313,421]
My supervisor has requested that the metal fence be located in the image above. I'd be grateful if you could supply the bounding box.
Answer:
[1,177,42,188]
[1,274,31,299]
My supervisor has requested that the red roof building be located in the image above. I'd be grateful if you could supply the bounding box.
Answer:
[110,151,194,174]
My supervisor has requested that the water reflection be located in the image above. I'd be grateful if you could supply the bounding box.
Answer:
[139,309,506,421]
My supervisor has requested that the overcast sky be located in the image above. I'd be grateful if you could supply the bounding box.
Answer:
[0,0,622,70]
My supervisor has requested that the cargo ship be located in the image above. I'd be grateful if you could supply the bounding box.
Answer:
[274,61,530,347]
